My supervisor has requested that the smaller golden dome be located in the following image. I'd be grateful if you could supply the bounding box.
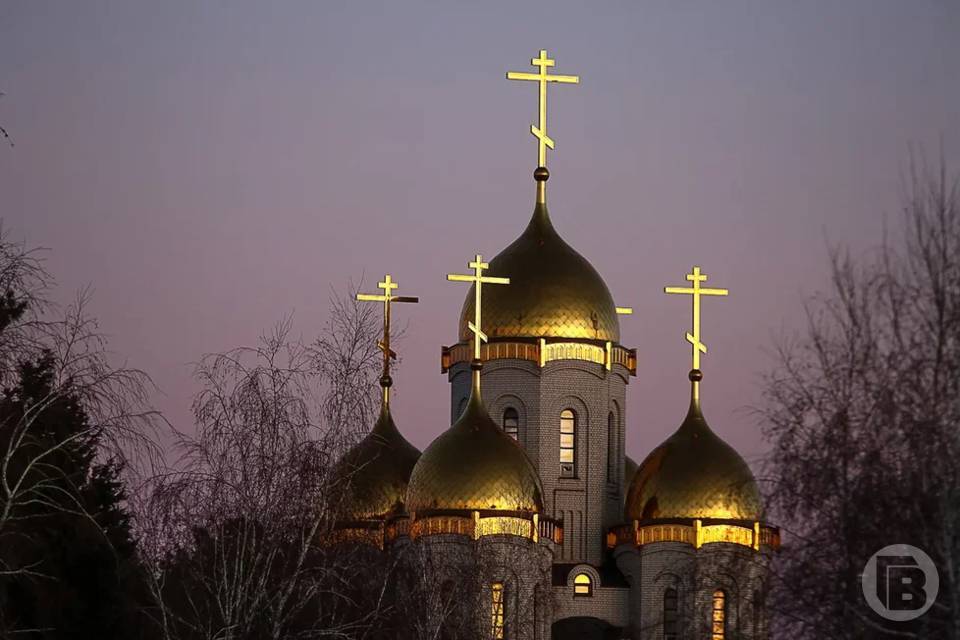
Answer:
[334,405,421,521]
[625,391,761,522]
[406,388,543,513]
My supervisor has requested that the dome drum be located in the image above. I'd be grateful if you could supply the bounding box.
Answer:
[606,518,781,551]
[406,510,563,544]
[440,338,636,375]
[327,522,389,550]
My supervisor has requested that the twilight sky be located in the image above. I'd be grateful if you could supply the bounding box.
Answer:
[2,1,958,471]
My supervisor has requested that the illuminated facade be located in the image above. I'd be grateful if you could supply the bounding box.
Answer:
[333,50,778,639]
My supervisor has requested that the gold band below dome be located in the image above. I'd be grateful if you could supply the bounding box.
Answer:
[408,511,562,544]
[606,519,780,551]
[327,524,386,550]
[441,340,637,375]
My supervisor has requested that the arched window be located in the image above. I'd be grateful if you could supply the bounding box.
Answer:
[491,582,505,639]
[559,409,576,477]
[606,411,617,482]
[502,407,519,441]
[712,589,727,640]
[573,573,592,597]
[664,587,679,639]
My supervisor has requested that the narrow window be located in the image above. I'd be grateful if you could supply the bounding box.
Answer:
[753,588,763,638]
[503,407,519,441]
[712,590,727,640]
[606,411,616,482]
[664,588,679,639]
[559,409,576,477]
[491,582,505,639]
[573,573,592,597]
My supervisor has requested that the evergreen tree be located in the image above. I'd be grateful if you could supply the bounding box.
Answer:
[0,354,152,638]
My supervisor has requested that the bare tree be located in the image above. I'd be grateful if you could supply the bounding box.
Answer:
[139,286,387,640]
[0,228,163,583]
[760,151,960,638]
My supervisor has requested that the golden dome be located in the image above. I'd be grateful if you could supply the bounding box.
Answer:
[406,388,543,513]
[334,405,421,521]
[458,200,620,343]
[625,393,761,522]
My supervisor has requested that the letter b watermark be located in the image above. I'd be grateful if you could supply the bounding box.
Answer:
[862,544,938,621]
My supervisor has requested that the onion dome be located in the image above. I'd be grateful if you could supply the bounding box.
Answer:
[334,404,421,521]
[406,382,543,513]
[625,374,761,522]
[457,169,620,343]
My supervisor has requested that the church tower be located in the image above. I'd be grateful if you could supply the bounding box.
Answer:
[331,49,777,640]
[612,267,779,639]
[441,50,636,568]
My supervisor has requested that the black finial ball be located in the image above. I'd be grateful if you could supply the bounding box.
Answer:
[689,369,703,382]
[380,374,393,388]
[534,166,550,182]
[470,359,483,371]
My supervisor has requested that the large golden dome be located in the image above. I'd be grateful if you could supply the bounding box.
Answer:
[334,405,421,521]
[406,389,543,513]
[458,200,620,343]
[625,394,761,522]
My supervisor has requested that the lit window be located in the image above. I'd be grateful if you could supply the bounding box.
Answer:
[491,582,505,639]
[503,408,519,440]
[573,573,592,597]
[606,411,616,482]
[560,409,576,477]
[664,588,678,639]
[712,589,727,640]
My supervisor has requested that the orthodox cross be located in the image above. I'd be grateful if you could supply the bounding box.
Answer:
[506,49,580,168]
[447,254,510,362]
[356,274,418,406]
[664,266,728,371]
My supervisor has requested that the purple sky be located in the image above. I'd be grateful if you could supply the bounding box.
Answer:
[2,1,958,472]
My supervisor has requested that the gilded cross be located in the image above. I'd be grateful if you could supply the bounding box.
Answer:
[664,266,728,371]
[447,254,510,361]
[506,49,580,168]
[356,274,418,406]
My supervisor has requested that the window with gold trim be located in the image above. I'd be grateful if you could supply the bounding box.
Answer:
[559,409,576,477]
[712,589,727,639]
[503,407,519,440]
[664,587,679,639]
[573,573,592,597]
[491,582,505,639]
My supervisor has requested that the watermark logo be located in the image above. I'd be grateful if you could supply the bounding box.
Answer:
[862,544,938,621]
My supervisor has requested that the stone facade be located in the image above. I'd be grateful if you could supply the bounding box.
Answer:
[401,533,555,640]
[449,357,629,567]
[441,356,771,640]
[614,541,770,639]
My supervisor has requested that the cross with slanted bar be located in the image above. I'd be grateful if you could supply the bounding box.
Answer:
[447,254,510,361]
[506,49,579,168]
[664,266,728,371]
[356,274,418,406]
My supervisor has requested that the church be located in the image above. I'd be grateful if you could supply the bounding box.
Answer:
[332,50,779,640]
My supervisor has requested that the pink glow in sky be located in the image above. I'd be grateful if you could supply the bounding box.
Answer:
[2,1,958,472]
